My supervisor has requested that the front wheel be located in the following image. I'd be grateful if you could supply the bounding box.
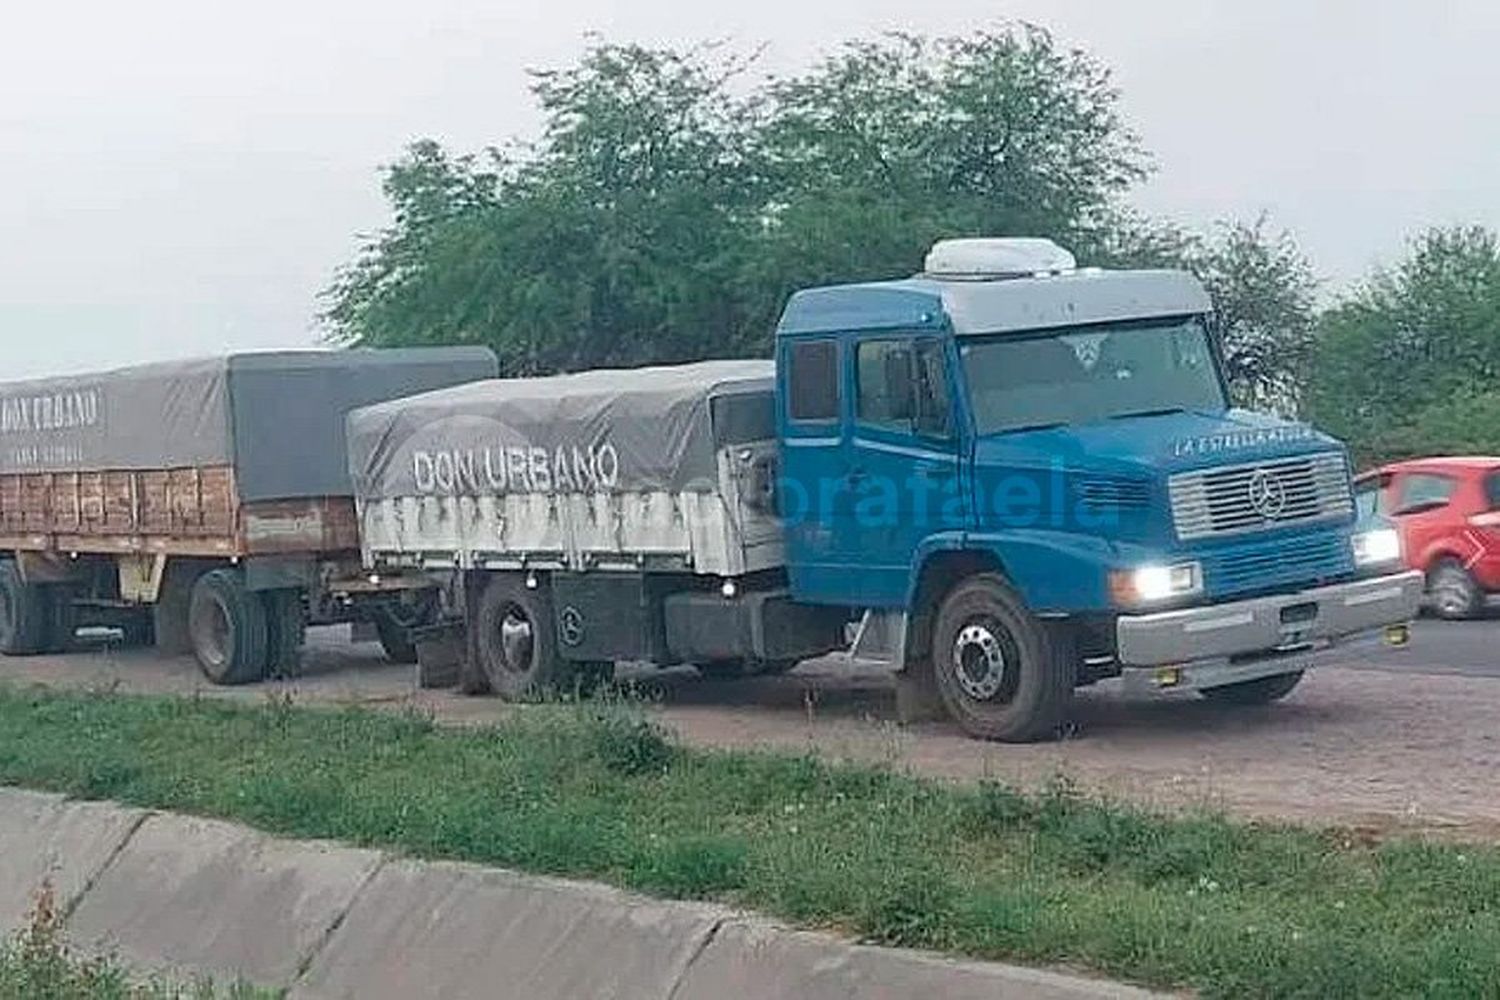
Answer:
[930,574,1073,742]
[1200,670,1304,705]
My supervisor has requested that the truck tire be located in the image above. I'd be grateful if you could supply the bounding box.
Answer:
[44,588,78,654]
[1200,670,1303,705]
[120,611,156,649]
[188,569,270,685]
[930,573,1073,742]
[0,562,53,656]
[375,616,420,665]
[262,589,306,679]
[473,574,570,699]
[154,562,202,656]
[1428,559,1482,620]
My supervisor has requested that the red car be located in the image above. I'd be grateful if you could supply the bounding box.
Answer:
[1355,457,1500,619]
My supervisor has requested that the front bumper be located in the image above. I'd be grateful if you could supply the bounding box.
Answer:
[1116,569,1422,668]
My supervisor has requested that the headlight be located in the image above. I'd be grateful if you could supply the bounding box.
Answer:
[1351,527,1401,567]
[1109,561,1203,607]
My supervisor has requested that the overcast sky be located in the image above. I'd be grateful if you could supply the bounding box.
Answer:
[2,1,1496,377]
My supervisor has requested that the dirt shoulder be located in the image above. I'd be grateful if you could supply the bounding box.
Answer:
[5,631,1498,840]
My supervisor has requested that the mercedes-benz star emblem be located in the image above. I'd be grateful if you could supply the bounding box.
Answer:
[1246,468,1287,519]
[559,606,585,647]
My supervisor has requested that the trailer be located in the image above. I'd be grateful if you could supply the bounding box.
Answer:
[346,360,851,693]
[0,347,497,682]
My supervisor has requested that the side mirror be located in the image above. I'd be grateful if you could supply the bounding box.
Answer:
[883,349,916,421]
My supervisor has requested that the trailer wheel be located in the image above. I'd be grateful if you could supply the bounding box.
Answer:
[375,616,420,665]
[1200,670,1304,705]
[262,589,306,679]
[154,562,203,656]
[188,569,270,685]
[0,562,53,656]
[930,573,1073,742]
[473,575,569,699]
[44,587,78,654]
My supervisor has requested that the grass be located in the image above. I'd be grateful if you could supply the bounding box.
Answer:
[0,882,268,1000]
[0,684,1497,999]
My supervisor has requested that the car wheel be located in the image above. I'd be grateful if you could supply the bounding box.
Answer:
[1428,559,1482,620]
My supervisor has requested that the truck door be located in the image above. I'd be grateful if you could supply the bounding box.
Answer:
[778,336,849,605]
[844,336,969,607]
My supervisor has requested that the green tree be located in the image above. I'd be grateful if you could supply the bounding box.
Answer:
[324,26,1152,370]
[1081,213,1317,413]
[1189,217,1317,414]
[1304,226,1500,462]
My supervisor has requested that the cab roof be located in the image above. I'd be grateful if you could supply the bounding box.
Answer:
[776,268,1211,338]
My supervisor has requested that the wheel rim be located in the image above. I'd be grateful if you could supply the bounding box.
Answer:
[951,617,1022,703]
[497,604,535,676]
[192,598,231,670]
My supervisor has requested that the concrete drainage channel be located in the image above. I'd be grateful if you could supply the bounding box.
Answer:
[0,788,1155,999]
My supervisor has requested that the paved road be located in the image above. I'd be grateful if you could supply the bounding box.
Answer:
[1317,617,1500,678]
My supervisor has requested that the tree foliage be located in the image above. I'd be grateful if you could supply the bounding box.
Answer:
[324,27,1153,373]
[1188,218,1317,414]
[1304,226,1500,463]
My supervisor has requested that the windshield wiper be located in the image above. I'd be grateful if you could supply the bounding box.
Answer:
[1109,406,1189,420]
[996,420,1068,435]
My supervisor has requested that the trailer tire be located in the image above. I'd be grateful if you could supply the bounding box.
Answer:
[153,562,202,656]
[44,587,78,654]
[0,562,53,656]
[120,611,156,649]
[473,574,570,699]
[930,573,1073,742]
[1200,670,1304,705]
[189,569,270,685]
[375,616,420,665]
[262,589,306,679]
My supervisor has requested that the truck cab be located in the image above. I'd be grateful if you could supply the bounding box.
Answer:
[774,238,1421,740]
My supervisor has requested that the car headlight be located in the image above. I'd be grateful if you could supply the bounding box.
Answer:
[1109,561,1203,607]
[1351,527,1401,567]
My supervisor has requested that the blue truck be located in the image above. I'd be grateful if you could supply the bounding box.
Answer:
[348,238,1422,741]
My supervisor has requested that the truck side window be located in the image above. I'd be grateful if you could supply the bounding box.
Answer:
[856,339,952,439]
[912,341,952,439]
[787,340,839,422]
[856,340,911,428]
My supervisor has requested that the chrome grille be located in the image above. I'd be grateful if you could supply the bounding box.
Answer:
[1168,453,1352,541]
[1206,530,1354,596]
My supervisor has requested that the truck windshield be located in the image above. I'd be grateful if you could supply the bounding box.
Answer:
[960,317,1226,435]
